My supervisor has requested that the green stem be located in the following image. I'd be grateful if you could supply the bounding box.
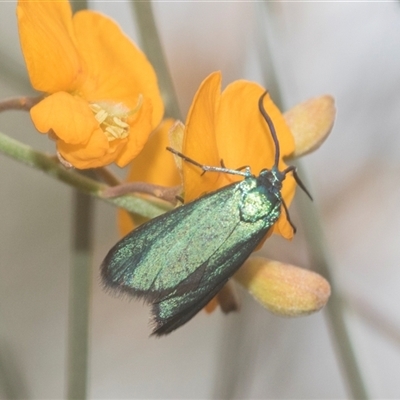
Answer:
[259,3,369,398]
[0,130,170,218]
[66,191,93,400]
[0,48,32,93]
[71,0,88,13]
[0,343,29,399]
[295,167,369,399]
[66,4,91,399]
[103,182,181,204]
[131,0,182,120]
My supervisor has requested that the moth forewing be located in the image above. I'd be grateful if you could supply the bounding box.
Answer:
[101,90,307,336]
[101,174,283,335]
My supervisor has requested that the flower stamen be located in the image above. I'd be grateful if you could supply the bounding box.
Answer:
[90,96,143,142]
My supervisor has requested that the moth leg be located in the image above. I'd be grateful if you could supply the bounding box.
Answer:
[281,200,296,234]
[220,159,250,175]
[283,165,313,201]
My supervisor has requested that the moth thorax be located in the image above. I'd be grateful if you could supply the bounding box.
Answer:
[239,186,280,223]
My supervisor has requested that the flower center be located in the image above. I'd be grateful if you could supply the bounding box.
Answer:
[90,96,142,142]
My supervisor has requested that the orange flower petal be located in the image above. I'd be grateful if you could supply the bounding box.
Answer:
[72,10,164,127]
[56,127,120,169]
[183,72,222,202]
[17,0,83,93]
[30,92,97,145]
[217,81,294,173]
[217,83,270,174]
[115,98,154,168]
[217,82,296,238]
[118,119,181,236]
[183,72,296,238]
[126,118,181,186]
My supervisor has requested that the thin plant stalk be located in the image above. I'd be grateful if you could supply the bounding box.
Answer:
[259,3,369,398]
[0,42,31,400]
[295,168,369,399]
[66,190,93,400]
[66,2,91,398]
[130,0,182,120]
[0,131,170,218]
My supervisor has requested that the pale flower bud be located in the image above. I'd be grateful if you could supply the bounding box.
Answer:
[284,95,336,159]
[234,257,331,316]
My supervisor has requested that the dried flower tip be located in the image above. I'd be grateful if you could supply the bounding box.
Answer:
[56,151,73,169]
[234,257,331,316]
[216,280,241,313]
[284,95,335,159]
[168,120,185,173]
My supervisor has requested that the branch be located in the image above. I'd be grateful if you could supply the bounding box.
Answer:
[0,96,42,112]
[0,130,171,218]
[102,182,182,204]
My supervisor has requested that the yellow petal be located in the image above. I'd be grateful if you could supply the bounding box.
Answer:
[17,0,83,93]
[56,127,119,169]
[72,10,164,128]
[183,72,222,202]
[284,96,336,158]
[119,119,181,236]
[125,118,181,186]
[115,98,154,167]
[235,257,331,316]
[217,81,294,176]
[30,92,97,144]
[182,72,297,238]
[216,80,296,239]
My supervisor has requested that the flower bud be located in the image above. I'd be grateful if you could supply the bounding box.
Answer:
[285,95,335,158]
[235,257,330,316]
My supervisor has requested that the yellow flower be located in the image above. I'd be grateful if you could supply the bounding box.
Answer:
[119,71,335,317]
[119,118,181,235]
[181,71,296,239]
[17,0,164,169]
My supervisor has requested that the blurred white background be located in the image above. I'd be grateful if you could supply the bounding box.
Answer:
[1,1,400,398]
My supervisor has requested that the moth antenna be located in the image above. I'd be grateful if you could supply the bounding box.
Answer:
[258,91,280,168]
[258,93,313,201]
[166,147,250,178]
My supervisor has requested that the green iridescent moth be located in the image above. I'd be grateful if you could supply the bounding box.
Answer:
[101,92,310,336]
